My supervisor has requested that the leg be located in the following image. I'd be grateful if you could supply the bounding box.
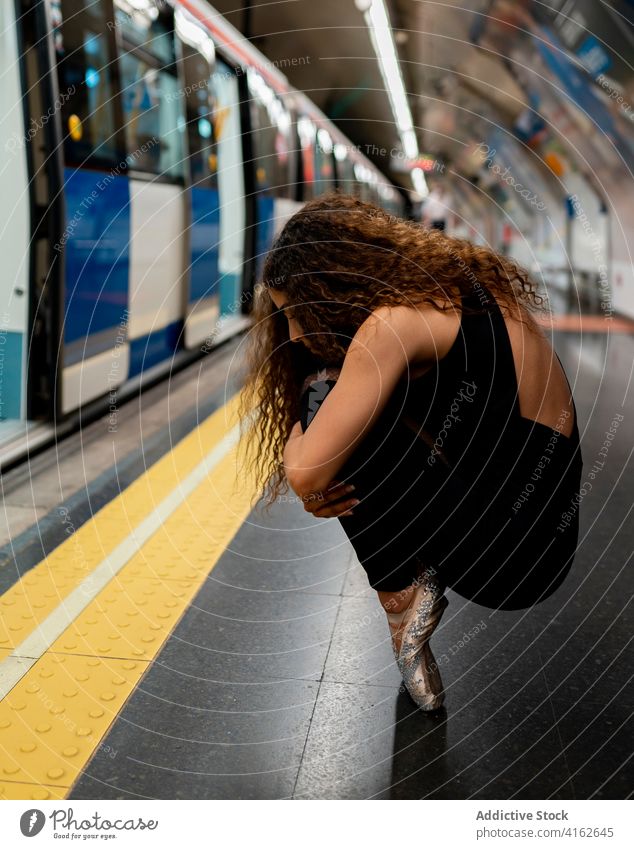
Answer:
[377,583,417,613]
[377,581,418,654]
[383,563,449,711]
[377,560,448,663]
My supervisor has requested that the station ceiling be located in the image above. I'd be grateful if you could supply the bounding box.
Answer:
[211,0,634,197]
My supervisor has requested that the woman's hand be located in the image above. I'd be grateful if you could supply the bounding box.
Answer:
[300,479,359,518]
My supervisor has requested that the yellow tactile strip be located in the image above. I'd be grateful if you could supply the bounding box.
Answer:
[0,649,64,798]
[0,394,244,650]
[0,653,148,789]
[48,577,197,659]
[0,398,261,796]
[0,781,66,801]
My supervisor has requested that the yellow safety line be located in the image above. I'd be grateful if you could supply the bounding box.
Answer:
[0,394,245,650]
[0,396,262,799]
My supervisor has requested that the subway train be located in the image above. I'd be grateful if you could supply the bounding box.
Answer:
[0,0,406,438]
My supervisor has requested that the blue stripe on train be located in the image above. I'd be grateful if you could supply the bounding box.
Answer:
[0,331,23,420]
[62,169,130,353]
[254,194,276,283]
[189,186,221,303]
[128,319,184,378]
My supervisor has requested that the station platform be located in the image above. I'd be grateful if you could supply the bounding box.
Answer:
[0,310,632,801]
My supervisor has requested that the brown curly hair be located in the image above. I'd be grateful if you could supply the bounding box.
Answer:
[237,189,547,511]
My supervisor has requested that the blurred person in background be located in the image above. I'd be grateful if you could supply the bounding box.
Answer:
[422,183,450,231]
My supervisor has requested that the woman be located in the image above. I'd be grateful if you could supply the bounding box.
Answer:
[238,190,583,712]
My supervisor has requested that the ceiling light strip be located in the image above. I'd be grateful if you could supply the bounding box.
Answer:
[361,0,427,195]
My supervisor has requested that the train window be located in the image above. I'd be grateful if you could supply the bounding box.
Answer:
[114,1,185,179]
[297,115,316,200]
[54,0,124,166]
[333,143,355,194]
[175,12,218,189]
[113,0,176,66]
[314,128,336,194]
[247,69,293,198]
[354,163,374,201]
[118,52,185,178]
[377,185,396,215]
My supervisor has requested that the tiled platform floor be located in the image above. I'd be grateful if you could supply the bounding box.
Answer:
[67,327,633,800]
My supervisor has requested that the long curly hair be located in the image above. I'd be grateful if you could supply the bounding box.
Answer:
[237,189,547,511]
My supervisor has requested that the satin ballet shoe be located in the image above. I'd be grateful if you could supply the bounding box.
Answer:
[386,571,449,712]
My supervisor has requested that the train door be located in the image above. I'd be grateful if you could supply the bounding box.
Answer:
[0,2,31,432]
[14,0,132,420]
[175,10,221,348]
[334,144,357,196]
[247,68,296,281]
[53,0,134,413]
[176,5,248,345]
[313,128,337,195]
[112,0,189,379]
[214,59,248,322]
[297,114,317,202]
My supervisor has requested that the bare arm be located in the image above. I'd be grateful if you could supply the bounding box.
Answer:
[283,304,443,497]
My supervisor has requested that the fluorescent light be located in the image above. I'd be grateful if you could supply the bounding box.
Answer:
[362,0,425,194]
[297,115,316,144]
[401,129,418,160]
[317,128,333,154]
[411,167,429,198]
[175,9,215,64]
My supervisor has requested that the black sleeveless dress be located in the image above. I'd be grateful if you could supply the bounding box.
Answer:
[299,284,584,610]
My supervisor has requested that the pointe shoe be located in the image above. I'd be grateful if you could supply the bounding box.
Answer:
[386,571,448,712]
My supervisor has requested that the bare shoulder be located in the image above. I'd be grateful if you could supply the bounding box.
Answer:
[363,300,462,371]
